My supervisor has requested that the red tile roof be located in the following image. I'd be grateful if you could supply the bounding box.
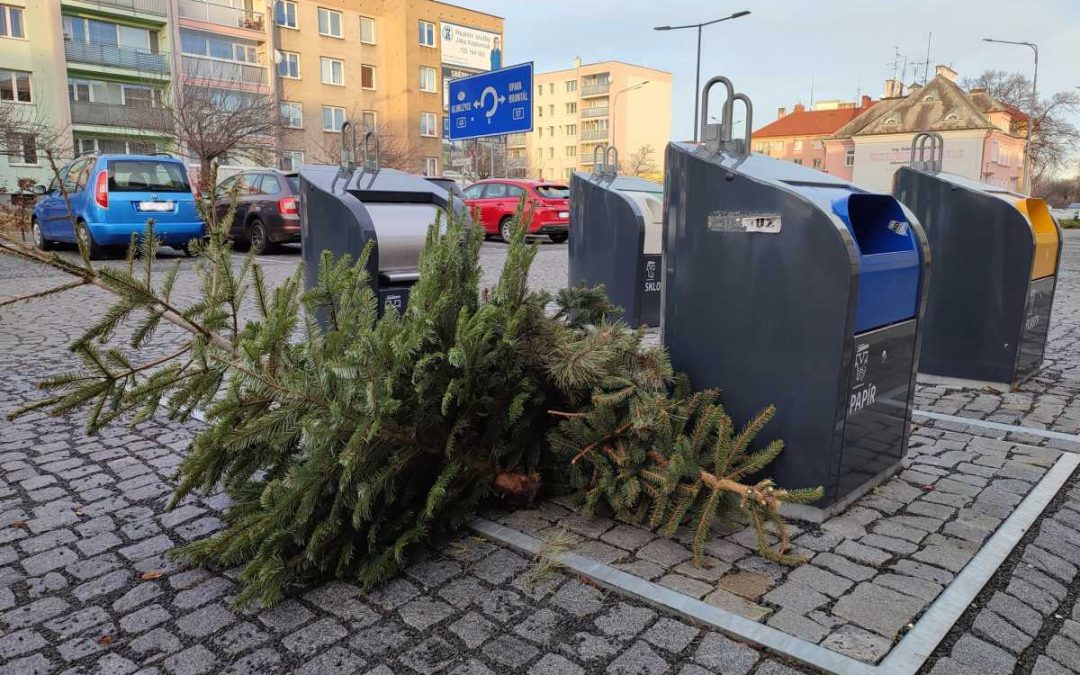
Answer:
[754,105,873,138]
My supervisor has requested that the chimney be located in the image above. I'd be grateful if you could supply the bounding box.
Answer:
[935,65,958,82]
[777,107,786,118]
[573,56,582,69]
[861,94,872,108]
[793,103,805,113]
[884,79,902,98]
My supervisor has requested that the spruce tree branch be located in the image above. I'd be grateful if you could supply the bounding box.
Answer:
[0,280,90,307]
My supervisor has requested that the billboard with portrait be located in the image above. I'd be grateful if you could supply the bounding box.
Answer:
[440,22,502,72]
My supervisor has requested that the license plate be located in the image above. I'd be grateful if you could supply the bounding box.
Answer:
[558,211,569,219]
[137,201,174,212]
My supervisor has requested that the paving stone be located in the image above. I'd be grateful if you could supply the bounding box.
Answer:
[128,627,184,658]
[0,629,47,659]
[1006,577,1059,615]
[874,573,944,602]
[5,653,54,675]
[437,576,486,610]
[810,552,875,582]
[282,617,348,656]
[175,602,236,638]
[615,559,666,581]
[447,660,496,675]
[222,647,281,675]
[398,597,455,631]
[1045,634,1080,670]
[716,572,774,599]
[594,602,656,641]
[914,542,974,573]
[475,588,529,623]
[763,582,830,613]
[820,624,892,663]
[550,579,605,617]
[449,611,497,649]
[574,540,628,564]
[987,591,1044,636]
[562,511,615,538]
[973,609,1034,654]
[528,653,583,675]
[562,631,622,662]
[1030,656,1073,675]
[642,617,699,654]
[4,596,70,629]
[44,605,109,637]
[786,564,853,598]
[163,645,219,675]
[889,559,954,585]
[214,622,269,656]
[481,634,538,669]
[835,540,891,566]
[405,559,463,588]
[927,657,981,675]
[350,621,410,657]
[602,524,656,550]
[832,582,925,638]
[1015,565,1068,601]
[691,633,759,675]
[112,582,163,613]
[657,573,712,598]
[367,577,420,610]
[295,645,367,675]
[951,634,1018,675]
[606,641,669,675]
[703,588,772,621]
[636,538,692,567]
[766,609,829,643]
[256,598,313,632]
[470,548,528,585]
[172,576,232,610]
[1022,545,1078,584]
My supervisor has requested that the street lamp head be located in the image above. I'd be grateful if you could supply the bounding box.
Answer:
[731,10,751,18]
[653,25,671,31]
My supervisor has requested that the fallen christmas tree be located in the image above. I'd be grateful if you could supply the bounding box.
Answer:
[1,174,820,606]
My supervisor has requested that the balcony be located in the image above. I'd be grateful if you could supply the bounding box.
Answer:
[66,0,168,17]
[581,129,608,141]
[178,0,266,33]
[580,106,609,119]
[507,133,526,148]
[581,82,610,97]
[182,54,267,86]
[65,41,169,73]
[69,101,166,129]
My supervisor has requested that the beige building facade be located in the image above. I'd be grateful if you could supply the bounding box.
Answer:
[513,59,671,182]
[274,0,503,175]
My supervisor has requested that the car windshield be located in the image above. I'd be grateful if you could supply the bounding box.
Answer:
[535,185,569,199]
[285,175,299,192]
[108,160,190,193]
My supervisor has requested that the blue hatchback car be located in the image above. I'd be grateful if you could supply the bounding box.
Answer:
[32,153,204,259]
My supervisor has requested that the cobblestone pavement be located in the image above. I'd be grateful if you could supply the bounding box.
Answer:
[2,232,1080,674]
[0,242,811,675]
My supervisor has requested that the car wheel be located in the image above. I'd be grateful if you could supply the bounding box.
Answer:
[248,219,271,255]
[548,233,568,244]
[75,221,103,260]
[499,216,515,243]
[31,219,50,251]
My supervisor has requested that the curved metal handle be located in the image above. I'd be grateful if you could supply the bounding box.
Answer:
[700,76,735,146]
[909,131,944,173]
[362,131,381,172]
[592,143,608,173]
[732,93,753,157]
[339,121,357,171]
[605,145,619,175]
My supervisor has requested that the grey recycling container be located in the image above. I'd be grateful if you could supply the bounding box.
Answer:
[569,145,665,327]
[299,127,467,315]
[893,132,1061,389]
[663,77,931,515]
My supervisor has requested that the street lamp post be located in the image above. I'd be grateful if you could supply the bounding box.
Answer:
[610,80,651,154]
[983,37,1039,193]
[655,10,750,143]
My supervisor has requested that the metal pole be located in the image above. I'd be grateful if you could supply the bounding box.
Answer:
[693,24,702,143]
[1025,44,1038,194]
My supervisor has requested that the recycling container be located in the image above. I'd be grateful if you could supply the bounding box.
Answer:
[569,146,665,327]
[663,77,930,515]
[893,132,1061,388]
[300,128,467,315]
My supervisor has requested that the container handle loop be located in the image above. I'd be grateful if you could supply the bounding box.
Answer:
[700,76,735,151]
[591,143,609,178]
[339,121,357,172]
[732,93,753,157]
[605,145,619,176]
[361,131,381,173]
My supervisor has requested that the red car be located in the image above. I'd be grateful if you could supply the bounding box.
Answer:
[461,179,570,243]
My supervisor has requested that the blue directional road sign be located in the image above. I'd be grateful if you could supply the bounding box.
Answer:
[448,62,533,141]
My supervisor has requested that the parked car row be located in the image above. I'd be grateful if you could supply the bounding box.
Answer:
[30,153,570,260]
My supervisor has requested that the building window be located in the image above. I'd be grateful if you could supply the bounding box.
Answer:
[359,16,375,44]
[419,66,437,93]
[793,140,803,153]
[549,105,554,115]
[361,110,376,129]
[422,157,438,175]
[566,80,577,93]
[420,112,437,137]
[317,8,342,38]
[281,150,304,170]
[566,124,576,136]
[360,64,375,90]
[793,158,803,165]
[565,146,576,157]
[566,102,577,114]
[320,57,344,85]
[0,69,31,103]
[281,101,303,128]
[812,158,822,169]
[547,126,553,136]
[537,106,542,118]
[563,167,572,179]
[274,1,297,29]
[548,83,554,94]
[6,134,36,165]
[538,128,543,138]
[322,105,345,132]
[548,147,554,158]
[845,149,855,167]
[279,51,300,78]
[418,20,435,47]
[0,5,25,39]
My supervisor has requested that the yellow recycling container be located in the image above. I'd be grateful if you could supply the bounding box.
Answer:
[1015,198,1060,280]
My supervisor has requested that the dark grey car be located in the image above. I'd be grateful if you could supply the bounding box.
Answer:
[215,170,300,254]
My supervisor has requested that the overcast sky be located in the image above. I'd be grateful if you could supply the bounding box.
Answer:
[462,0,1080,145]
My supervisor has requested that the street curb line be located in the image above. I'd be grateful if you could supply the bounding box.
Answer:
[913,409,1080,447]
[470,452,1080,675]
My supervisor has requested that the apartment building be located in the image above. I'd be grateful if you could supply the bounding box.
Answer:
[518,59,671,182]
[273,0,503,175]
[751,96,874,171]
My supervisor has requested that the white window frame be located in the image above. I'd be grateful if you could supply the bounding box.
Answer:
[422,157,438,175]
[6,133,37,165]
[320,57,344,86]
[419,66,437,93]
[281,150,304,170]
[0,5,25,39]
[361,110,377,130]
[566,80,577,93]
[279,51,300,79]
[322,105,345,132]
[360,64,375,90]
[845,149,855,167]
[275,1,298,29]
[0,69,31,103]
[418,20,435,47]
[281,101,303,129]
[359,16,375,44]
[317,7,342,38]
[420,112,437,137]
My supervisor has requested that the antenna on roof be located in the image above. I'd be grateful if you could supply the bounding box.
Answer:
[923,32,932,85]
[809,71,815,108]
